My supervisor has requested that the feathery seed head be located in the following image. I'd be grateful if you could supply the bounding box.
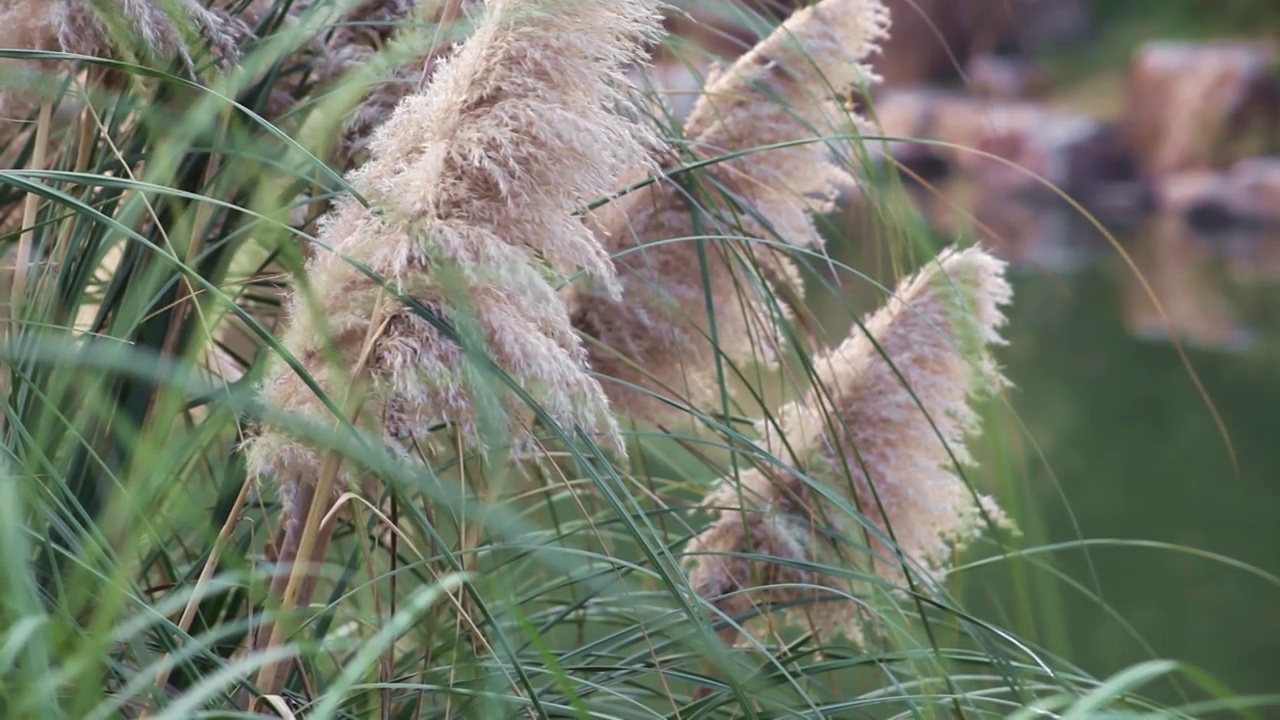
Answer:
[685,0,888,217]
[0,2,62,121]
[245,0,667,510]
[54,0,246,67]
[0,0,246,122]
[686,245,1014,643]
[685,466,825,624]
[574,0,889,423]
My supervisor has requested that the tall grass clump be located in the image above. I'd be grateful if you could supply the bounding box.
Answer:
[242,0,665,697]
[0,0,1265,717]
[687,245,1015,647]
[572,0,889,425]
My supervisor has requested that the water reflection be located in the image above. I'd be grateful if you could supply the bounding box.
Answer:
[1121,214,1257,352]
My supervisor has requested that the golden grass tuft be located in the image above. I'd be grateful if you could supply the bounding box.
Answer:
[572,0,890,424]
[686,245,1014,644]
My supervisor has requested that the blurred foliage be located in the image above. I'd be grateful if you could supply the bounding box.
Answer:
[1090,0,1280,36]
[1044,0,1280,81]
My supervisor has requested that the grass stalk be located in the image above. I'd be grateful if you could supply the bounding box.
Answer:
[249,292,391,705]
[11,99,53,329]
[151,471,254,695]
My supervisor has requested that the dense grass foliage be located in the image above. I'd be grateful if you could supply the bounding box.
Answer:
[0,1,1273,718]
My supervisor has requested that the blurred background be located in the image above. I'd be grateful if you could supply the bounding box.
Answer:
[660,0,1280,709]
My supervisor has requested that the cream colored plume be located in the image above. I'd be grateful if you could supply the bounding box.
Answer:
[573,0,889,423]
[0,2,59,130]
[244,0,665,511]
[1,0,246,228]
[52,0,244,65]
[686,245,1013,643]
[0,0,244,128]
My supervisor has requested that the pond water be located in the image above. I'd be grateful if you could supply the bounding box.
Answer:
[826,183,1280,710]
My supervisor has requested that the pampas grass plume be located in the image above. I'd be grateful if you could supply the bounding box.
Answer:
[0,0,244,123]
[245,0,665,512]
[686,245,1014,643]
[574,0,889,424]
[54,0,245,66]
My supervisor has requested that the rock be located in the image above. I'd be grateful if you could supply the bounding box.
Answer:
[914,179,1111,272]
[966,54,1050,100]
[866,88,948,171]
[1155,171,1227,216]
[872,89,1133,195]
[1156,156,1280,228]
[875,0,1090,86]
[1125,41,1280,177]
[1226,157,1280,224]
